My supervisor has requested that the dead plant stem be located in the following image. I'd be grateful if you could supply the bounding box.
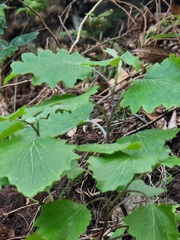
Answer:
[69,0,104,54]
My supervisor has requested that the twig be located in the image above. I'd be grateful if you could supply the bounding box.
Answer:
[18,0,61,48]
[124,106,179,136]
[68,0,104,54]
[58,15,74,44]
[0,79,31,90]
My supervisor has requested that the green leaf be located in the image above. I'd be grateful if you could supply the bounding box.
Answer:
[34,199,91,240]
[110,227,126,239]
[5,49,93,87]
[127,179,164,196]
[121,54,180,113]
[10,32,39,47]
[105,48,119,58]
[62,160,83,179]
[0,134,78,197]
[0,106,26,121]
[0,46,18,61]
[23,87,97,119]
[76,141,141,154]
[152,33,180,39]
[117,128,179,161]
[121,51,141,72]
[0,177,9,189]
[0,16,6,35]
[39,102,93,137]
[0,121,24,140]
[160,155,180,168]
[124,204,178,240]
[0,39,8,48]
[26,231,44,240]
[88,152,156,192]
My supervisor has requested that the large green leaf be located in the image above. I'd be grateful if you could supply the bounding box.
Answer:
[5,49,93,87]
[39,102,93,137]
[0,134,78,197]
[121,54,180,113]
[117,128,179,161]
[33,200,91,240]
[88,152,156,192]
[124,204,178,240]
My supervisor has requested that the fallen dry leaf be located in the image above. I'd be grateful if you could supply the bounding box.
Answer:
[168,110,177,129]
[133,45,170,63]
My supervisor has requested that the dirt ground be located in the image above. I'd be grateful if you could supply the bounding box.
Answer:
[1,0,180,239]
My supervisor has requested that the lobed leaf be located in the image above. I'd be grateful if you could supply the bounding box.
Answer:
[0,134,78,197]
[5,49,93,87]
[124,204,178,240]
[121,54,180,113]
[117,128,179,161]
[88,152,156,192]
[33,199,91,240]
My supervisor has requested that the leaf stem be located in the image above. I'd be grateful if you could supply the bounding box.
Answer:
[24,120,40,137]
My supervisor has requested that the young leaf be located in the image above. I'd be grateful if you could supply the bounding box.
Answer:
[124,204,178,240]
[5,49,93,87]
[0,135,78,197]
[88,153,156,192]
[117,128,179,161]
[127,179,164,196]
[121,54,180,113]
[121,51,141,72]
[34,200,91,240]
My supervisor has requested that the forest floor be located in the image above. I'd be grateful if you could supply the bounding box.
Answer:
[1,0,180,239]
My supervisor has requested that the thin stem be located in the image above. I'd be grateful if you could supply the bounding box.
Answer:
[18,0,61,48]
[89,99,109,124]
[68,0,104,53]
[87,119,107,139]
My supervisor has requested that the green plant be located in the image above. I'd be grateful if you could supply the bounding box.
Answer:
[1,1,180,240]
[16,0,48,15]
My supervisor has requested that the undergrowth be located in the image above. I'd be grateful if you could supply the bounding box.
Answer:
[0,1,180,240]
